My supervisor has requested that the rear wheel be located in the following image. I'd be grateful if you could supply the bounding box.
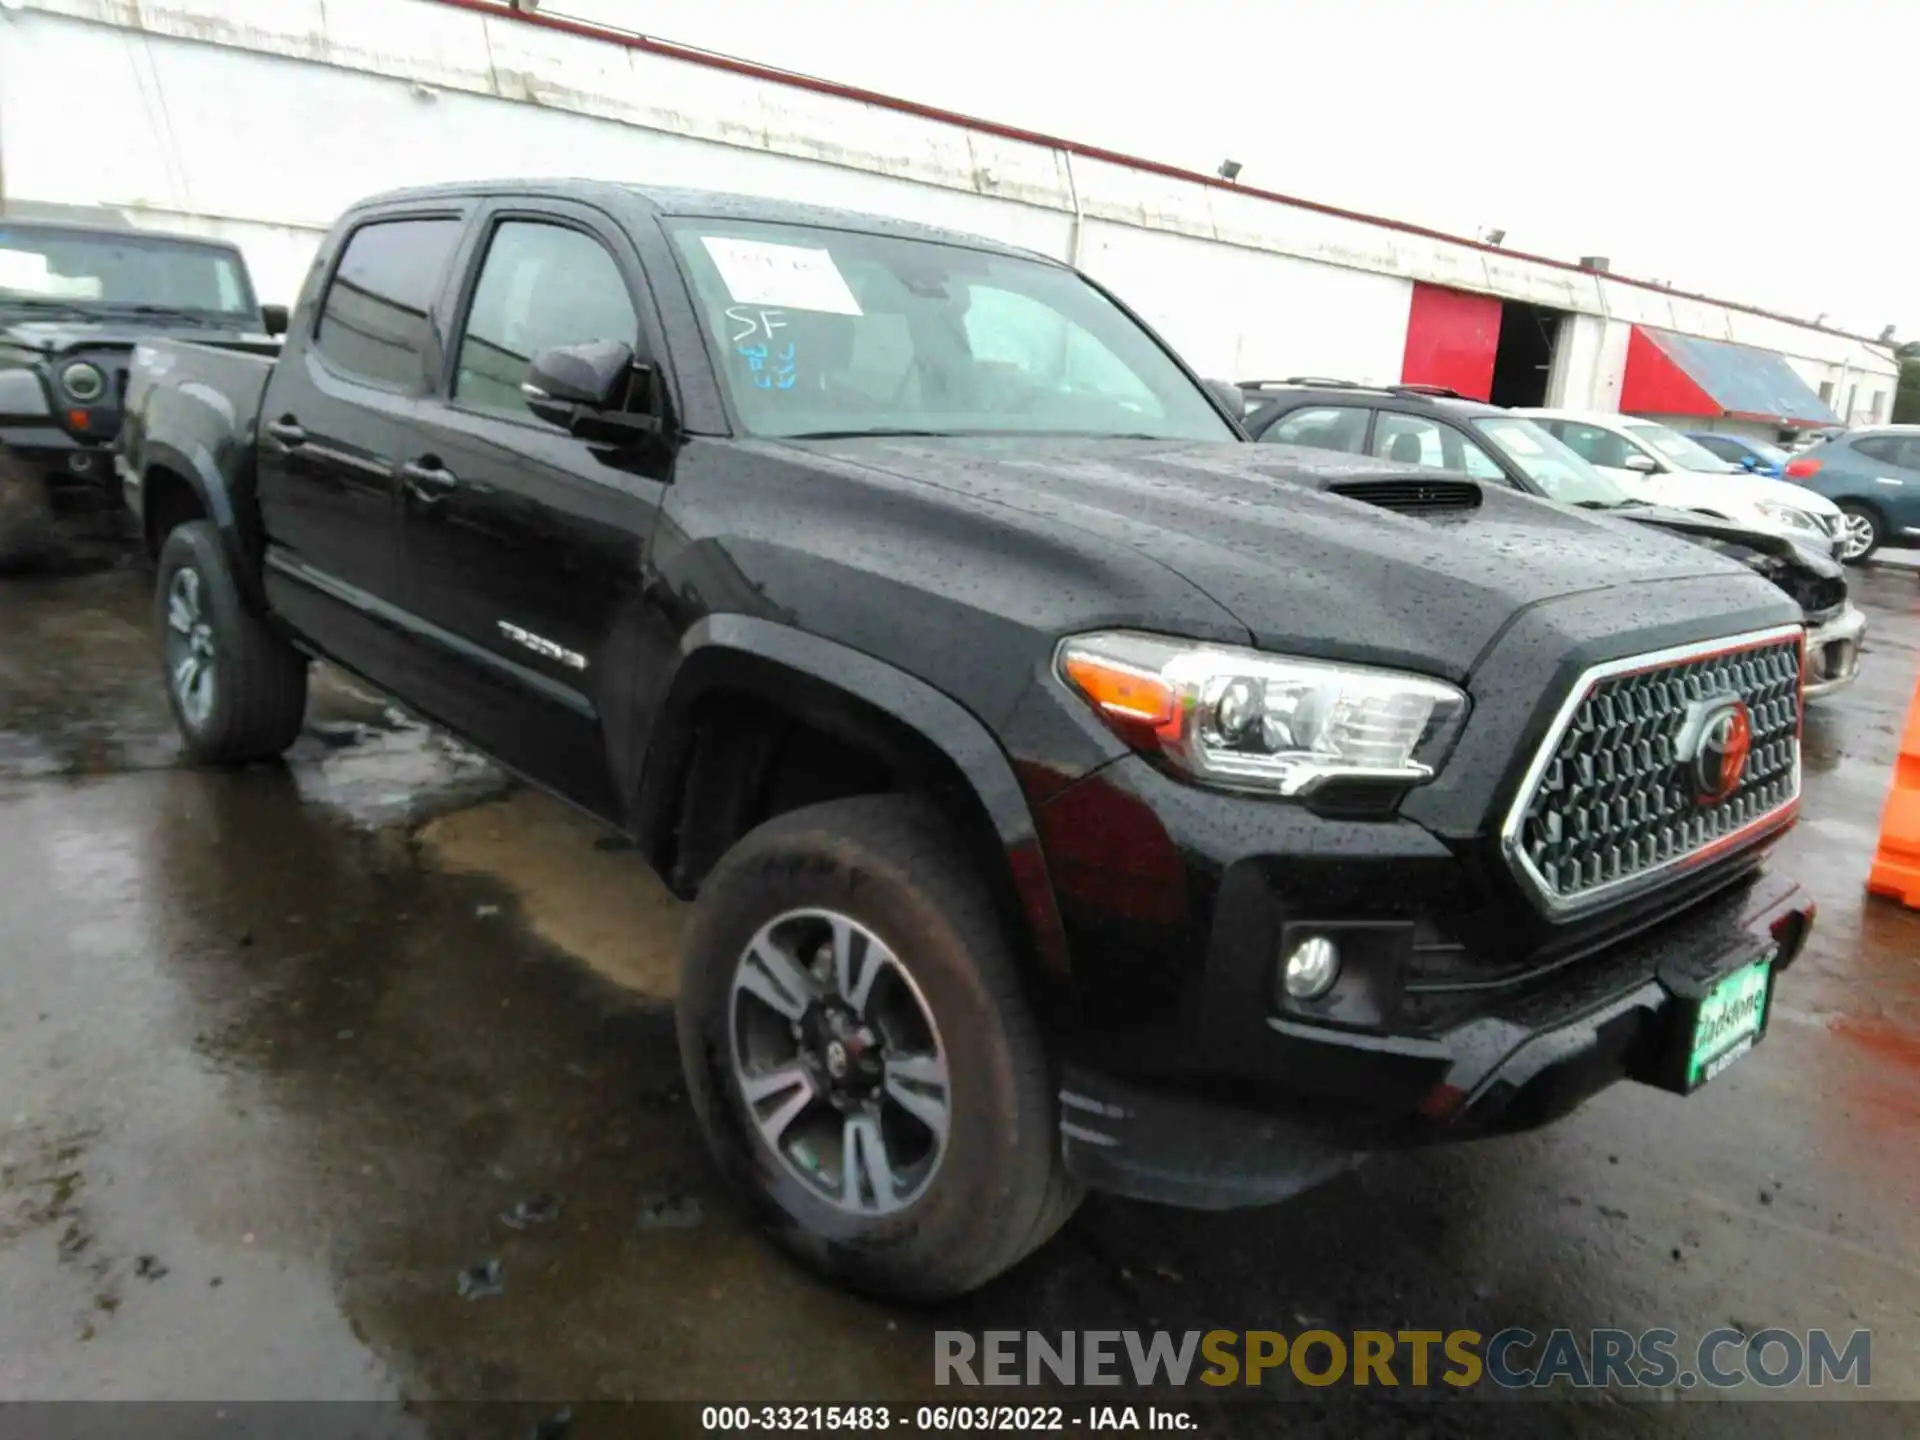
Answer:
[155,521,309,763]
[1837,502,1883,564]
[677,794,1079,1300]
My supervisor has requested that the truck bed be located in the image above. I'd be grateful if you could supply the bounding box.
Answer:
[120,338,279,541]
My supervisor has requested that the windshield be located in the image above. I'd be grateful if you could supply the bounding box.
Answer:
[665,219,1234,442]
[1471,417,1632,506]
[1623,421,1739,472]
[0,225,255,318]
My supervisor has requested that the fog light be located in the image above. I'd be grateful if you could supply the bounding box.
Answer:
[1282,935,1341,1000]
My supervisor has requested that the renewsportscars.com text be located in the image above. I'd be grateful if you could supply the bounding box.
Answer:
[935,1327,1871,1391]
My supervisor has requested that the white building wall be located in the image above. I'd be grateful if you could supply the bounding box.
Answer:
[0,0,1898,412]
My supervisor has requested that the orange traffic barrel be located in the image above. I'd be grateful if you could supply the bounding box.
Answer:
[1867,673,1920,909]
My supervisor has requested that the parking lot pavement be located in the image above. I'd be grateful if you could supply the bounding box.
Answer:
[1,560,1916,1427]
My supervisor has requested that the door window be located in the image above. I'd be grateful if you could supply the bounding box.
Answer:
[455,221,639,418]
[1370,412,1504,478]
[1259,405,1369,454]
[1548,421,1642,470]
[314,218,462,389]
[1854,435,1920,470]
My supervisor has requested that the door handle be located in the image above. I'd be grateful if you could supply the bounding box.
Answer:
[265,417,307,447]
[400,458,459,503]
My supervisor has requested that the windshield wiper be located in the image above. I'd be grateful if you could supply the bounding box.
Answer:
[0,296,103,322]
[102,303,222,326]
[782,427,974,440]
[1572,498,1649,510]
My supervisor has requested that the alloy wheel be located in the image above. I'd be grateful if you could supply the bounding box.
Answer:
[165,566,218,727]
[1840,512,1877,560]
[728,908,950,1216]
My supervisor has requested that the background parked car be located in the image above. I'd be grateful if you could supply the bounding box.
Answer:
[1687,432,1788,476]
[1513,408,1847,556]
[1781,426,1920,562]
[1241,381,1866,697]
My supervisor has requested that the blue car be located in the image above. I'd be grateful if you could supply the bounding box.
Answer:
[1686,432,1789,476]
[1781,426,1920,562]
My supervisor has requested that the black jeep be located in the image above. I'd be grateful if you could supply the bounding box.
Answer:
[0,215,283,569]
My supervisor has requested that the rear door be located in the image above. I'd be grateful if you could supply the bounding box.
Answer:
[257,207,469,684]
[1849,435,1920,531]
[396,201,668,817]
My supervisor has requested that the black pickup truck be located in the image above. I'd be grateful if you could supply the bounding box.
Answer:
[121,181,1815,1300]
[0,215,284,569]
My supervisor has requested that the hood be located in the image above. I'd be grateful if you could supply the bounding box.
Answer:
[772,436,1778,680]
[0,314,267,354]
[1621,467,1842,521]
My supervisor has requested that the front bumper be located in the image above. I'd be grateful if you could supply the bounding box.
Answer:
[1803,603,1867,699]
[1055,862,1812,1210]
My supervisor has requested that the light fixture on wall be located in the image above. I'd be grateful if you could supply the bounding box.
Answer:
[1879,324,1897,343]
[1481,227,1506,245]
[508,0,542,11]
[1217,159,1242,183]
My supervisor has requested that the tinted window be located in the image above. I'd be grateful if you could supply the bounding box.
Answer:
[315,218,461,388]
[1856,435,1920,469]
[665,219,1232,442]
[1690,434,1746,462]
[1261,405,1369,454]
[455,221,638,418]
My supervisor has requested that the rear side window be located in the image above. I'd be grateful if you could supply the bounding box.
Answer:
[1260,405,1369,454]
[455,221,638,418]
[1852,436,1899,463]
[314,217,462,389]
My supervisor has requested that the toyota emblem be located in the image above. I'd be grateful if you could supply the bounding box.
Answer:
[1687,698,1753,804]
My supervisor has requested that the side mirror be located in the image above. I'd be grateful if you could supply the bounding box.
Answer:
[1203,378,1247,418]
[522,339,661,441]
[1622,451,1659,474]
[260,303,289,337]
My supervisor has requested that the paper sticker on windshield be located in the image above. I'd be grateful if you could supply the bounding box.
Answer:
[700,237,862,316]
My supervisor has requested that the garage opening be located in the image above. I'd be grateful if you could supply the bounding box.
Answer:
[1488,301,1563,407]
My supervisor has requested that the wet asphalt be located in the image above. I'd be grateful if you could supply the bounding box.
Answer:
[0,556,1916,1434]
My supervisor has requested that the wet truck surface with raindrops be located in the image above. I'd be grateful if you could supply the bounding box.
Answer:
[118,180,1817,1300]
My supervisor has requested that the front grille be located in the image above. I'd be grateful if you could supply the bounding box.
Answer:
[1328,478,1481,515]
[1505,629,1802,911]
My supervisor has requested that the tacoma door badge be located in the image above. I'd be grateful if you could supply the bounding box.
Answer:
[498,621,588,672]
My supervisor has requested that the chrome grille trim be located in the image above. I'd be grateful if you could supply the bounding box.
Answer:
[1500,624,1805,916]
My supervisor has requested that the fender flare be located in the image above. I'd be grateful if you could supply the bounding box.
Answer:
[634,613,1074,1004]
[135,435,263,604]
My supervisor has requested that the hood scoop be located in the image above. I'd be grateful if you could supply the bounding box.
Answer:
[1329,476,1482,516]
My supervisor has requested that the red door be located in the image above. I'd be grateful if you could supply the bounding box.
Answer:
[1401,284,1501,400]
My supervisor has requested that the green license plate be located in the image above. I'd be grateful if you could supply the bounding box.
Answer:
[1687,955,1774,1088]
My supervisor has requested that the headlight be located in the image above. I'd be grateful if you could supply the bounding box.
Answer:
[1753,501,1818,533]
[59,361,106,403]
[1057,631,1469,796]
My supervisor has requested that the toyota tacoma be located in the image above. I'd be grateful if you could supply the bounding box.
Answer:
[120,181,1815,1299]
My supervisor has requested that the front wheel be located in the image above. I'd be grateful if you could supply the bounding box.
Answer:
[1837,502,1883,565]
[155,521,309,763]
[677,795,1080,1300]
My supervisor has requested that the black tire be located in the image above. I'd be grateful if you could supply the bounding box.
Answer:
[1837,501,1883,565]
[0,456,57,575]
[155,520,309,763]
[677,794,1080,1300]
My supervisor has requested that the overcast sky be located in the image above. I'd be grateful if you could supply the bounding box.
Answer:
[553,0,1913,339]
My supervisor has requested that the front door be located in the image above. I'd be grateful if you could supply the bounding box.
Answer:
[397,206,668,817]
